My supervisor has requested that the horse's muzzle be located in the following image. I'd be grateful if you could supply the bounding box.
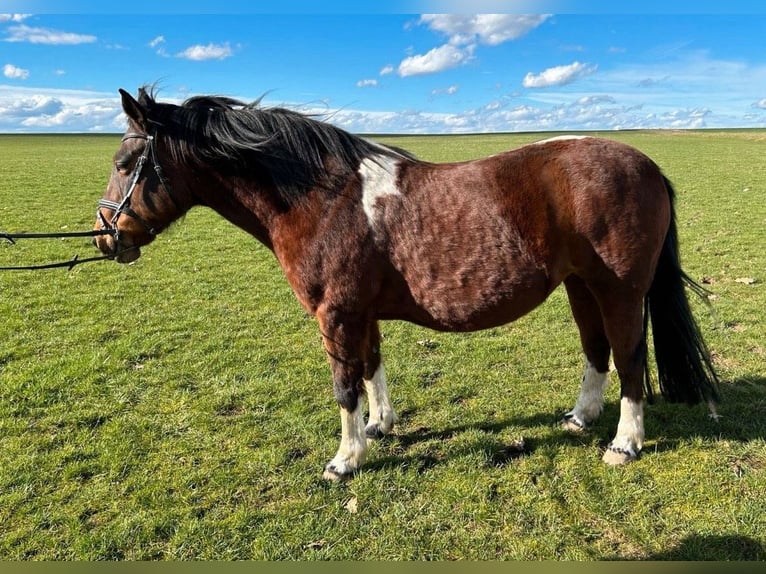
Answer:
[93,231,141,264]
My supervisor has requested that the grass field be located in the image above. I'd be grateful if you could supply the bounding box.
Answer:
[0,130,764,560]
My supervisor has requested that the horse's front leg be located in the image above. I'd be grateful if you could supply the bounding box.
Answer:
[319,312,371,481]
[362,321,397,439]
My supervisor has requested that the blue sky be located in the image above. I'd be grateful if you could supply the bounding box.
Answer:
[2,2,766,133]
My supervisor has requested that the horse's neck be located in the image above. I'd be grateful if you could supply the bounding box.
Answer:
[193,171,279,250]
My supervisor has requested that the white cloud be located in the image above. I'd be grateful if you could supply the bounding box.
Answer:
[523,61,598,88]
[380,64,394,76]
[419,14,550,46]
[637,76,670,88]
[4,24,96,45]
[398,14,549,79]
[659,108,711,129]
[176,42,233,61]
[150,36,169,56]
[18,101,116,129]
[576,95,615,106]
[432,85,459,96]
[0,14,31,22]
[3,63,29,79]
[753,98,766,109]
[398,43,474,77]
[356,79,378,88]
[0,94,62,118]
[0,85,123,132]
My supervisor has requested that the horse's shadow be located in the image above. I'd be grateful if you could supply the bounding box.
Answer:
[637,533,765,561]
[365,375,766,474]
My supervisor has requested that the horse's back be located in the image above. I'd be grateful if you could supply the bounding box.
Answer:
[367,136,670,330]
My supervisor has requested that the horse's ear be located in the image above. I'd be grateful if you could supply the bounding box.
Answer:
[119,88,149,130]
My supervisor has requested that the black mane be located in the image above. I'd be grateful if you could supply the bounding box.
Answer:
[137,88,413,203]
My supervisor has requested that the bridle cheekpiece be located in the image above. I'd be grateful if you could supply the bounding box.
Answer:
[97,131,179,242]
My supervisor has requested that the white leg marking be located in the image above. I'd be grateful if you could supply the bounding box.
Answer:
[359,155,400,226]
[603,397,644,465]
[563,359,609,430]
[364,364,398,438]
[323,403,368,480]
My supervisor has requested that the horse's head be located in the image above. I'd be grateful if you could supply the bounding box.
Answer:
[94,88,186,263]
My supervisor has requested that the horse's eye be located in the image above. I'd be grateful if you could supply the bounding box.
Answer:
[114,152,132,172]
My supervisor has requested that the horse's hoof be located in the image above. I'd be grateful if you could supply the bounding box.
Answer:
[322,463,354,482]
[561,413,588,433]
[602,445,638,466]
[365,423,386,439]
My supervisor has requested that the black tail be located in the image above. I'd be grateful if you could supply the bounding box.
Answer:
[644,176,720,405]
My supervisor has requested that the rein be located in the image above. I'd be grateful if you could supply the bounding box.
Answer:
[0,228,124,271]
[0,229,114,243]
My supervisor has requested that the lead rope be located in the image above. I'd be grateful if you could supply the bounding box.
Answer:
[0,228,124,271]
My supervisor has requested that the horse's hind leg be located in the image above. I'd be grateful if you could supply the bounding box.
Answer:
[363,321,397,439]
[596,289,648,465]
[562,275,612,432]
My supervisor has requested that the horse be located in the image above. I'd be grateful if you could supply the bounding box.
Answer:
[94,87,720,481]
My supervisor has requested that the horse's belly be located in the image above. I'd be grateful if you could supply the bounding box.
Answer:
[377,179,560,331]
[381,261,554,332]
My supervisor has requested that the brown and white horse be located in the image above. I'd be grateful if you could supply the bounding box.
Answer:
[95,87,720,480]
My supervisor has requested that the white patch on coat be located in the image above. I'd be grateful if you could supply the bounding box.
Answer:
[533,135,590,145]
[359,154,400,226]
[564,359,609,428]
[323,403,368,479]
[364,364,397,436]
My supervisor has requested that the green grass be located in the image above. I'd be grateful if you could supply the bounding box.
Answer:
[0,131,764,560]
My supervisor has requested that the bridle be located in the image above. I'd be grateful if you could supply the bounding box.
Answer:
[97,130,181,243]
[1,130,182,271]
